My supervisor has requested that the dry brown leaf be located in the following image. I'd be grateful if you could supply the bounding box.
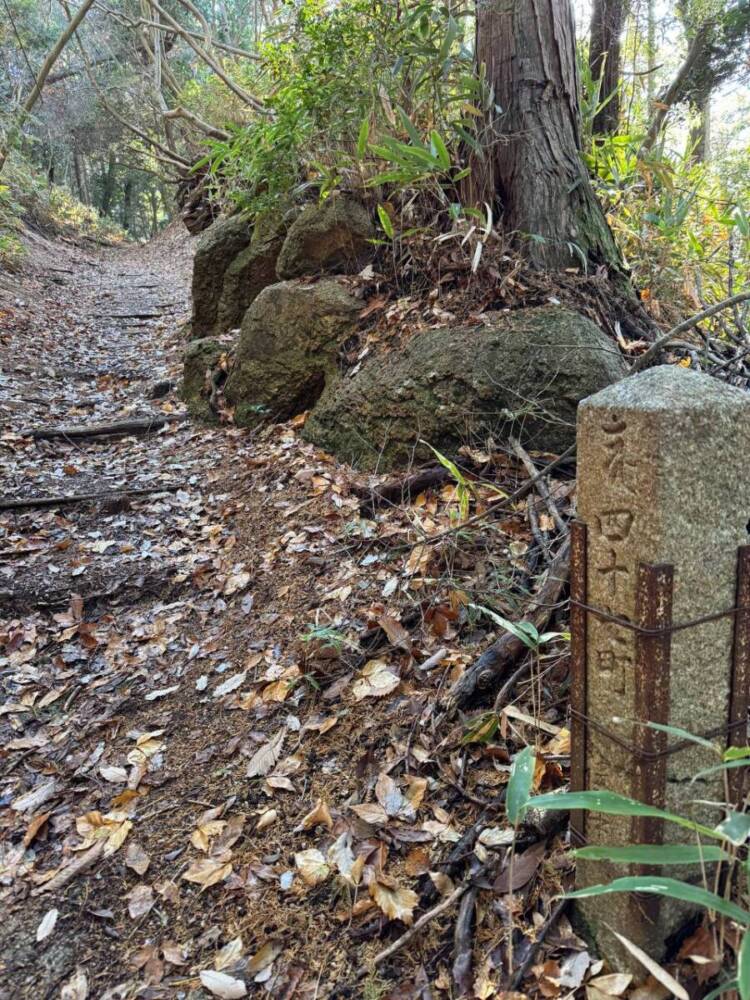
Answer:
[199,970,247,998]
[256,809,278,831]
[351,659,400,701]
[182,856,233,891]
[246,729,285,778]
[296,799,333,832]
[215,936,244,971]
[294,849,330,886]
[126,883,155,920]
[247,939,282,974]
[369,876,418,924]
[376,614,412,651]
[351,802,389,826]
[125,841,151,876]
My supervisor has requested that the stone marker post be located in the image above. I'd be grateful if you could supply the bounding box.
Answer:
[572,366,750,972]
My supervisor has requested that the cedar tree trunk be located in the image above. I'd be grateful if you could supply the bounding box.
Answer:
[474,0,623,273]
[588,0,628,134]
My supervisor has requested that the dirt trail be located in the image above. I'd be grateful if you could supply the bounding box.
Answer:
[0,227,579,1000]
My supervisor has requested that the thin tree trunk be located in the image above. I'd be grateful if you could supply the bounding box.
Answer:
[639,19,712,154]
[474,0,623,273]
[588,0,628,134]
[0,0,97,172]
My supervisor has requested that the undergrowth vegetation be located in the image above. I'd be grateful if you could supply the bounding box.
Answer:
[0,150,126,267]
[190,0,750,331]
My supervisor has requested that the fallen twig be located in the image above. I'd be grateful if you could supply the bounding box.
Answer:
[509,898,569,990]
[356,882,468,979]
[630,290,750,373]
[26,414,186,440]
[358,465,452,513]
[452,880,478,996]
[510,437,566,535]
[443,537,570,713]
[0,485,180,511]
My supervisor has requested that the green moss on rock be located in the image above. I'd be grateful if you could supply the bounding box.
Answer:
[215,210,293,333]
[224,278,361,428]
[275,195,374,279]
[181,337,226,423]
[191,214,253,336]
[303,306,628,469]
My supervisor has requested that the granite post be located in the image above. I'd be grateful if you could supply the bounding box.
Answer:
[573,365,750,971]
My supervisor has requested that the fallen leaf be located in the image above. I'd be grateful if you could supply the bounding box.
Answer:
[296,799,333,831]
[125,842,151,875]
[609,930,688,1000]
[370,876,418,924]
[60,967,88,1000]
[213,671,247,698]
[257,809,278,831]
[182,857,233,890]
[246,729,285,778]
[126,883,155,920]
[351,659,400,701]
[36,908,58,942]
[589,973,633,996]
[294,849,330,886]
[247,939,282,974]
[99,765,128,783]
[351,802,389,826]
[215,936,244,971]
[199,970,247,998]
[493,840,545,893]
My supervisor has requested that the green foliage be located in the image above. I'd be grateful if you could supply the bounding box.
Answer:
[522,737,750,989]
[506,746,535,826]
[201,0,479,217]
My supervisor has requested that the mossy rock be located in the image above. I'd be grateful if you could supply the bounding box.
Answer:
[303,306,628,469]
[215,210,294,333]
[275,195,374,279]
[181,338,226,423]
[191,214,253,336]
[224,278,361,428]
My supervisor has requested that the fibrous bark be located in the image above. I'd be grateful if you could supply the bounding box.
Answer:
[474,0,623,272]
[588,0,629,134]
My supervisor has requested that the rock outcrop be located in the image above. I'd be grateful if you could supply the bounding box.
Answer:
[215,210,293,333]
[191,214,253,336]
[275,195,374,279]
[304,306,627,469]
[224,278,361,427]
[181,337,227,423]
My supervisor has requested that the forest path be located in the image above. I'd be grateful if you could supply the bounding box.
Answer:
[0,227,577,999]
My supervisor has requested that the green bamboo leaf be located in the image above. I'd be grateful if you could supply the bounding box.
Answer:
[356,118,370,160]
[469,604,536,649]
[644,721,719,754]
[566,876,750,924]
[693,757,750,782]
[725,746,750,762]
[507,746,535,826]
[574,844,728,865]
[526,791,720,840]
[739,929,750,1000]
[396,106,424,147]
[716,810,750,846]
[430,130,451,170]
[376,204,394,239]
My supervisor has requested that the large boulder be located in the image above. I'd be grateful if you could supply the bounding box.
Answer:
[191,214,253,336]
[276,195,374,279]
[304,306,628,469]
[182,337,226,423]
[224,278,361,427]
[215,211,291,334]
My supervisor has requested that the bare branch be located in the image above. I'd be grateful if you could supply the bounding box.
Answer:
[630,290,750,373]
[163,106,231,141]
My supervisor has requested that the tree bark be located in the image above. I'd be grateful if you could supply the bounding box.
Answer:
[588,0,628,134]
[474,0,623,273]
